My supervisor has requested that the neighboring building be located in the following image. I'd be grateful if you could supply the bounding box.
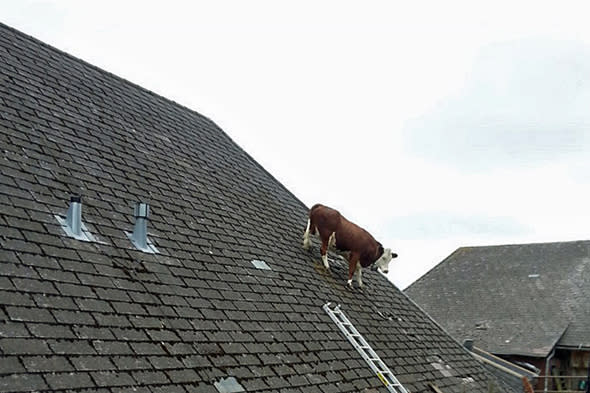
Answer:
[0,22,514,393]
[406,241,590,392]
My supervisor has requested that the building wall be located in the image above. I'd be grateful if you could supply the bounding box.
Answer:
[502,350,590,392]
[558,349,590,391]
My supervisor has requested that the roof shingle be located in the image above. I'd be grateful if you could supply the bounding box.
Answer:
[0,22,513,393]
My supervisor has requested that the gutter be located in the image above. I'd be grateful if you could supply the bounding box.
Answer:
[544,348,555,393]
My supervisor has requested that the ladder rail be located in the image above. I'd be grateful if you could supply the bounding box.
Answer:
[323,303,410,393]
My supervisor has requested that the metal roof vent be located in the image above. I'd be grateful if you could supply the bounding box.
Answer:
[55,196,95,242]
[251,259,271,270]
[214,377,245,393]
[463,339,474,351]
[126,202,158,253]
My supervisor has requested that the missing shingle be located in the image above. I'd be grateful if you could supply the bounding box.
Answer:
[430,360,455,378]
[475,321,489,330]
[251,259,271,270]
[374,308,402,323]
[214,376,245,393]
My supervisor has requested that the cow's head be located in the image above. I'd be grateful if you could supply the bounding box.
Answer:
[373,246,398,274]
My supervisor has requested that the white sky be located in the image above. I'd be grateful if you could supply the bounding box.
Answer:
[3,1,590,288]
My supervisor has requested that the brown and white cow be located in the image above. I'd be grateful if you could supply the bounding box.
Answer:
[302,203,397,288]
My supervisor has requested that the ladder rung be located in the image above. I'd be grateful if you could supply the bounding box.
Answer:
[377,371,397,381]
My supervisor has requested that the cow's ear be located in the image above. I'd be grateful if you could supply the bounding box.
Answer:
[392,253,398,258]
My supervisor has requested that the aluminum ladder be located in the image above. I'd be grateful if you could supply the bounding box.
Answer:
[323,303,410,393]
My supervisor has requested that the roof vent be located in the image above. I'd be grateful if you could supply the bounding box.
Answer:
[463,339,474,351]
[214,377,245,393]
[55,196,95,242]
[126,202,158,253]
[251,259,271,270]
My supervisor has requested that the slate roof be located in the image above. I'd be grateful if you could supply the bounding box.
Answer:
[0,22,514,393]
[405,241,590,358]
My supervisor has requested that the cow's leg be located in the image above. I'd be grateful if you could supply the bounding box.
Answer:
[327,232,336,250]
[320,238,330,270]
[302,219,311,250]
[347,253,360,287]
[356,262,363,288]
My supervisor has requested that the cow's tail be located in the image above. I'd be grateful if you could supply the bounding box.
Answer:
[304,204,323,250]
[302,218,312,250]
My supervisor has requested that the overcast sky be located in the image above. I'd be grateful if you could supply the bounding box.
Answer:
[3,1,590,288]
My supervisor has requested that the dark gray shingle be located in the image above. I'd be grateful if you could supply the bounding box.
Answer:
[0,22,514,393]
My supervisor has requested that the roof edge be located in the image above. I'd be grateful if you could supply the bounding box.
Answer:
[471,347,538,378]
[555,344,590,351]
[0,21,310,217]
[404,238,590,291]
[404,246,464,291]
[0,22,220,128]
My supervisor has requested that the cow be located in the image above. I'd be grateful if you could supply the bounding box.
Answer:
[302,203,397,288]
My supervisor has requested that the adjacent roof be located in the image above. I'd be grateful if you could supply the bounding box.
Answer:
[0,22,513,393]
[405,241,590,358]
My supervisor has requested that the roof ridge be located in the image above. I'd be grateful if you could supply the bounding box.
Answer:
[457,238,590,249]
[0,21,310,215]
[0,21,216,128]
[404,246,463,290]
[405,239,590,290]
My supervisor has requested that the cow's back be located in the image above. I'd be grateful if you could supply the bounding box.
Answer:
[309,204,341,237]
[310,204,376,252]
[333,216,375,253]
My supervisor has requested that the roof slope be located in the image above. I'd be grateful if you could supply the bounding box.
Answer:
[405,241,590,357]
[0,23,512,393]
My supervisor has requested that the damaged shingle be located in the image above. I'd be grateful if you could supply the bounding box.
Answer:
[214,376,246,393]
